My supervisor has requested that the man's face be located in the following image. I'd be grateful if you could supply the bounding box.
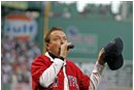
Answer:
[46,30,67,57]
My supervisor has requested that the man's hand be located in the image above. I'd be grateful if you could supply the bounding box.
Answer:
[97,48,106,66]
[59,42,68,58]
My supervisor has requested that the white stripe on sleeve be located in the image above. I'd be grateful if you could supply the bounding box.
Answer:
[39,58,64,87]
[89,62,105,90]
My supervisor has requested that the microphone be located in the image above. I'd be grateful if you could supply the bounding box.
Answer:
[67,43,74,50]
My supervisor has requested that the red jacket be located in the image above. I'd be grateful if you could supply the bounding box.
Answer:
[31,54,90,90]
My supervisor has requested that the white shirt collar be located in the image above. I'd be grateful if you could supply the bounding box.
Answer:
[45,52,66,65]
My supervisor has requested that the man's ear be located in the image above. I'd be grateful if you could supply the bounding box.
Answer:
[46,43,50,50]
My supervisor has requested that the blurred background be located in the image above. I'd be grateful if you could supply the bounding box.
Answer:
[1,1,133,90]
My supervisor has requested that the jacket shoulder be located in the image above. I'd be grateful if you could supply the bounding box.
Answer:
[66,59,78,67]
[32,54,50,64]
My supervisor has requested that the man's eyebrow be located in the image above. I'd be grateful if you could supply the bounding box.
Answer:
[53,35,67,38]
[63,36,67,39]
[53,36,60,38]
[63,35,67,37]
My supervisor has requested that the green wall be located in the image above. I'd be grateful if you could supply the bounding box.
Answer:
[48,18,133,60]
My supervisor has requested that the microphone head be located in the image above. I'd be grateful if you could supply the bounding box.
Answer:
[68,44,74,49]
[67,43,74,49]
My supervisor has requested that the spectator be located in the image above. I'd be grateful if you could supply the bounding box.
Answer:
[1,35,41,84]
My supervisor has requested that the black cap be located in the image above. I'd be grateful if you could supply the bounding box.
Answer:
[104,37,124,70]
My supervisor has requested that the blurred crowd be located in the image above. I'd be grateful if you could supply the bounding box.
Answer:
[1,36,41,84]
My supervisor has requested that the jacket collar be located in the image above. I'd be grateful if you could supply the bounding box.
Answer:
[45,52,66,65]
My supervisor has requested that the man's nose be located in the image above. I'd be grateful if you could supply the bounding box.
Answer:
[61,40,64,44]
[61,38,65,44]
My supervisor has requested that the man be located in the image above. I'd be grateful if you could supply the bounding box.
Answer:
[31,27,105,90]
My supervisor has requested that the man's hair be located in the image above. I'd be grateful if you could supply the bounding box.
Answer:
[44,27,63,43]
